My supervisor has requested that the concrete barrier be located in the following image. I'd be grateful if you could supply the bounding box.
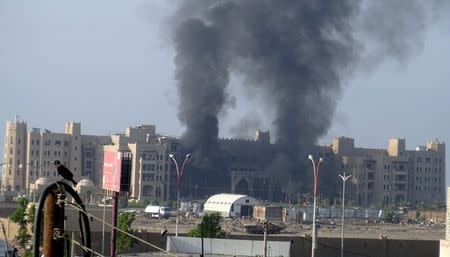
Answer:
[166,236,291,256]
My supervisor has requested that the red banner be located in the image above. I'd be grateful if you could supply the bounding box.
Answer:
[102,151,122,192]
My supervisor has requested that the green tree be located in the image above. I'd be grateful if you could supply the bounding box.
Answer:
[116,212,137,254]
[10,197,34,256]
[188,213,225,238]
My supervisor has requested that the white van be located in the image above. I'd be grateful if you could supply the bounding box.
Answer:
[144,205,171,219]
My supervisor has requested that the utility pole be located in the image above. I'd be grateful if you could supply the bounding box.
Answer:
[110,191,119,257]
[200,220,204,257]
[43,191,64,257]
[263,220,269,257]
[0,221,9,255]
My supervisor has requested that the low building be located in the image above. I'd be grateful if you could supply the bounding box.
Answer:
[203,193,259,218]
[253,206,286,222]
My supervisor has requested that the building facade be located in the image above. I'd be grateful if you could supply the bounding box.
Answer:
[1,118,446,207]
[333,137,446,207]
[0,120,181,201]
[0,118,110,194]
[102,124,182,200]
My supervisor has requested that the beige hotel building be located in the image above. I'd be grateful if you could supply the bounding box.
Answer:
[0,118,446,207]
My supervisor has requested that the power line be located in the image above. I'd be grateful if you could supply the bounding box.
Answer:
[65,235,106,257]
[63,200,180,257]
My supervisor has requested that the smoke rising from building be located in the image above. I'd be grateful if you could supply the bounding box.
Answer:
[171,0,447,194]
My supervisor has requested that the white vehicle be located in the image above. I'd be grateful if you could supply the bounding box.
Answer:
[144,205,171,219]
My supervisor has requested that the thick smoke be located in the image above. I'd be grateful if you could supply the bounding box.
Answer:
[171,0,447,194]
[229,113,263,139]
[174,18,230,155]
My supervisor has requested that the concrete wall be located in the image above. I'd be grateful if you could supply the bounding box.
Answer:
[104,232,439,257]
[166,236,290,256]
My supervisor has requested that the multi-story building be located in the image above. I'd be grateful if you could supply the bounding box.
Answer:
[332,137,446,207]
[1,118,110,194]
[0,119,181,201]
[1,118,445,207]
[102,124,181,201]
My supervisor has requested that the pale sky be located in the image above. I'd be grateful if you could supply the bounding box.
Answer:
[1,1,449,183]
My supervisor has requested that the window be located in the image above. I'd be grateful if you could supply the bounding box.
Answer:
[55,140,61,146]
[32,140,34,145]
[36,150,39,155]
[143,174,155,181]
[425,157,431,163]
[44,140,51,146]
[37,140,40,145]
[417,157,422,163]
[18,139,20,144]
[31,150,34,156]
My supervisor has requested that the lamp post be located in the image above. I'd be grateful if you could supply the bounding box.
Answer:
[338,172,352,257]
[169,153,191,237]
[308,154,324,257]
[98,193,111,256]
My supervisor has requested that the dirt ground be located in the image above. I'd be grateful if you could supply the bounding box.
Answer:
[131,214,445,240]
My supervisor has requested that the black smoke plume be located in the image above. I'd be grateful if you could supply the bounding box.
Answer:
[171,0,447,196]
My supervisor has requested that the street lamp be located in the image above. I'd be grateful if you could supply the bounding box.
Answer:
[98,193,111,256]
[169,153,191,237]
[308,154,324,257]
[338,172,352,257]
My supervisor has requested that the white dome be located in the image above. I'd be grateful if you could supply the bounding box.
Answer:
[76,179,95,189]
[35,177,52,186]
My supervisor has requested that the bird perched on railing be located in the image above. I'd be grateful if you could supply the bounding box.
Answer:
[52,160,78,186]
